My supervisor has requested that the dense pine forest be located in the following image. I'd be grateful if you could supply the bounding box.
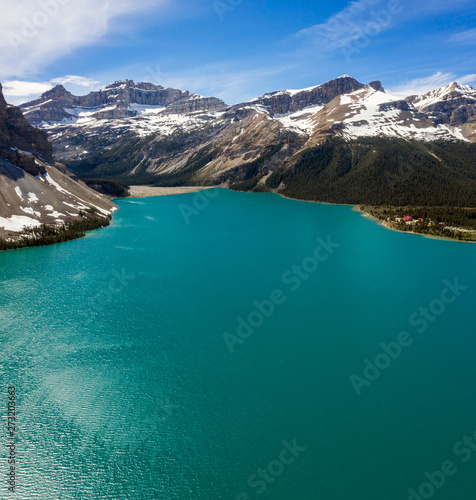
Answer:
[82,178,130,198]
[264,138,476,207]
[0,211,112,251]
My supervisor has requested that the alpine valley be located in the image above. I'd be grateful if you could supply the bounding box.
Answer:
[18,75,476,208]
[2,75,476,244]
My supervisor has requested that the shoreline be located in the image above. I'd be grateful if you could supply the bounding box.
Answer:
[352,206,476,244]
[3,186,474,248]
[123,186,476,244]
[127,185,214,198]
[273,191,476,244]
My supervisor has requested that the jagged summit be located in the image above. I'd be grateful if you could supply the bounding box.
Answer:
[45,85,76,103]
[103,80,166,91]
[20,81,228,126]
[408,81,476,107]
[104,79,136,89]
[368,80,385,92]
[406,81,476,128]
[248,75,367,115]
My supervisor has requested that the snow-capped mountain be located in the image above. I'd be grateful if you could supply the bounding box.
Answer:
[406,82,476,139]
[248,75,379,115]
[18,76,476,187]
[0,84,116,239]
[20,79,227,126]
[305,86,468,144]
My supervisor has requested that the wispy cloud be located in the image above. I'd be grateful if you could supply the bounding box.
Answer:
[51,76,100,88]
[459,74,476,84]
[296,0,475,55]
[130,61,295,104]
[450,28,476,45]
[0,0,174,80]
[297,0,398,51]
[388,71,475,97]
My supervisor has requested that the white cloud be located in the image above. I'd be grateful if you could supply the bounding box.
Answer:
[459,74,476,85]
[51,75,100,87]
[387,71,475,98]
[2,75,101,105]
[0,0,172,80]
[2,80,53,98]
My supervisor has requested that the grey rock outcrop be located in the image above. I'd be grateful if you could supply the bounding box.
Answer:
[20,80,227,125]
[407,82,476,126]
[246,76,367,115]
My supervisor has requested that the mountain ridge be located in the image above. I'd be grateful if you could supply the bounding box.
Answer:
[16,76,476,196]
[21,80,227,125]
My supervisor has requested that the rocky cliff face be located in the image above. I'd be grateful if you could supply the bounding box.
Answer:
[246,76,367,115]
[407,83,476,124]
[0,84,116,239]
[0,83,54,174]
[20,80,227,125]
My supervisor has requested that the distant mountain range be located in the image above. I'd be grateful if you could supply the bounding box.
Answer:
[0,84,116,241]
[21,80,226,125]
[16,76,476,207]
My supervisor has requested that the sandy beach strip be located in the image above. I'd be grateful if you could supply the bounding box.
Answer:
[128,186,214,198]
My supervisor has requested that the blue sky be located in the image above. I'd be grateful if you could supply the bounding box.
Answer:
[1,0,475,104]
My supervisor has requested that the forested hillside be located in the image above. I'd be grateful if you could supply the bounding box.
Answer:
[264,138,476,207]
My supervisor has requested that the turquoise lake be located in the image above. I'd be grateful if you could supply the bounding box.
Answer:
[1,188,475,499]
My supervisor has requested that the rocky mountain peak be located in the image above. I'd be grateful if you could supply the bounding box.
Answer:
[104,79,135,89]
[246,76,368,116]
[405,81,476,129]
[104,80,166,92]
[0,83,53,170]
[44,84,73,99]
[0,83,7,108]
[20,80,227,125]
[368,80,385,92]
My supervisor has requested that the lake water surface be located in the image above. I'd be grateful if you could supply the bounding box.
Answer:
[1,189,475,499]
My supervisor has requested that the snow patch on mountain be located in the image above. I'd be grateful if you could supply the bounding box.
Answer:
[274,104,325,134]
[329,88,470,142]
[0,215,42,232]
[410,82,476,110]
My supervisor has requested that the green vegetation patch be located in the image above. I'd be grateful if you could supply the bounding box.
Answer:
[82,178,130,198]
[0,212,112,251]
